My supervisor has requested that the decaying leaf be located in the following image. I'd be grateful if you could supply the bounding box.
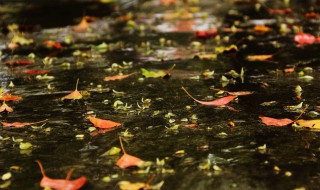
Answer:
[89,116,122,129]
[116,136,144,168]
[104,73,136,81]
[1,119,48,128]
[35,160,87,190]
[61,79,83,100]
[182,87,236,106]
[0,101,13,113]
[259,116,293,127]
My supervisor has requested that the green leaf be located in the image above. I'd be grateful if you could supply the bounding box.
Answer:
[141,68,166,78]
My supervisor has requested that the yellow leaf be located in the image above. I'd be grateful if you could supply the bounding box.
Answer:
[296,119,320,130]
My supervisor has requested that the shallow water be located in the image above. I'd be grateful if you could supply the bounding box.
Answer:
[1,0,320,190]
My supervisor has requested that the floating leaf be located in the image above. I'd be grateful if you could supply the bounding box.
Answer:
[61,79,83,100]
[101,147,121,156]
[226,91,253,96]
[141,64,175,78]
[195,28,218,38]
[0,94,22,101]
[259,116,293,127]
[1,119,48,128]
[268,8,292,15]
[22,69,50,75]
[246,54,273,61]
[104,73,136,81]
[116,136,144,168]
[89,116,122,129]
[5,60,33,66]
[296,119,320,130]
[19,142,32,150]
[43,40,63,49]
[294,32,316,45]
[36,160,87,190]
[0,101,13,113]
[253,25,272,33]
[181,87,236,106]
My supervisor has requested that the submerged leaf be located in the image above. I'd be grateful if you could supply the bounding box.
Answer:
[181,87,236,106]
[259,116,293,127]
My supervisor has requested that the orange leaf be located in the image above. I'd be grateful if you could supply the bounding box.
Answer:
[1,119,48,128]
[259,116,293,127]
[246,54,273,61]
[0,94,23,101]
[182,87,236,106]
[22,69,50,75]
[89,116,122,129]
[253,25,272,33]
[0,101,13,113]
[183,123,198,128]
[160,0,177,6]
[61,79,83,100]
[43,40,63,49]
[73,17,89,32]
[5,60,33,66]
[116,136,144,168]
[283,67,295,73]
[36,160,87,190]
[104,73,136,81]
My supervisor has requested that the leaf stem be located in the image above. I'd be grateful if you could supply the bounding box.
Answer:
[119,136,127,154]
[35,160,47,177]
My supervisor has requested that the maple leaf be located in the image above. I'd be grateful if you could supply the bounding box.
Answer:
[36,160,87,190]
[104,73,136,81]
[1,119,48,128]
[0,94,23,101]
[89,116,122,129]
[259,116,293,127]
[61,79,83,100]
[181,87,236,106]
[0,101,13,113]
[116,136,144,169]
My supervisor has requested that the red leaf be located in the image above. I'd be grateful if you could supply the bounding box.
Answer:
[0,101,13,113]
[195,28,218,38]
[103,73,135,81]
[1,119,48,128]
[5,60,33,66]
[36,160,87,190]
[268,8,292,15]
[0,94,23,101]
[89,116,122,129]
[259,116,293,127]
[43,40,63,49]
[116,136,144,168]
[182,87,236,106]
[294,32,316,45]
[61,79,82,100]
[22,69,50,75]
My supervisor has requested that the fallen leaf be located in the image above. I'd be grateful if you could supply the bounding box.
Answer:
[104,73,136,81]
[160,0,177,6]
[36,160,87,190]
[22,69,50,75]
[226,91,253,96]
[253,25,272,33]
[0,101,13,113]
[0,94,22,101]
[141,64,176,78]
[43,40,63,49]
[61,79,83,100]
[89,116,122,129]
[73,17,90,32]
[294,32,316,45]
[305,12,320,19]
[1,119,48,128]
[259,116,293,127]
[5,60,33,66]
[246,54,273,61]
[268,8,292,15]
[181,87,236,106]
[296,119,320,130]
[116,136,144,168]
[195,28,218,38]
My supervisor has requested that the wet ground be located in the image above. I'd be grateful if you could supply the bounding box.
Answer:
[1,0,320,189]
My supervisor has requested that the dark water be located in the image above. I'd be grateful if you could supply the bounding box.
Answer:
[1,0,320,189]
